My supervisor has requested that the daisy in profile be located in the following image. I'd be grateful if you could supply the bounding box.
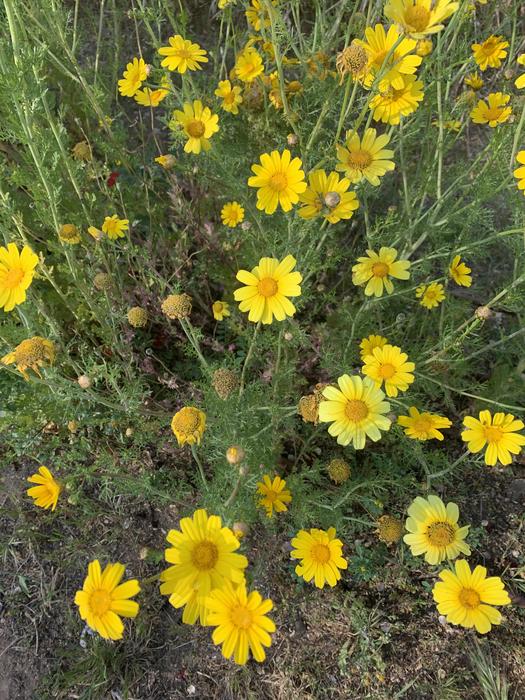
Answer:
[470,93,512,127]
[248,149,306,215]
[212,301,230,321]
[416,282,445,309]
[0,243,39,312]
[134,81,170,107]
[58,224,81,244]
[2,336,55,380]
[433,560,510,634]
[234,47,264,82]
[234,254,302,324]
[356,24,422,90]
[514,151,525,195]
[318,375,391,449]
[155,154,176,170]
[449,255,472,286]
[206,581,275,665]
[403,495,471,564]
[369,74,424,125]
[352,247,411,297]
[384,0,458,39]
[102,215,129,240]
[359,334,388,360]
[26,466,61,511]
[298,170,359,224]
[172,100,219,154]
[245,0,276,31]
[74,560,140,640]
[471,35,508,70]
[171,407,206,446]
[118,57,147,97]
[464,72,483,90]
[158,35,208,73]
[336,128,395,186]
[256,475,292,517]
[362,344,415,398]
[398,407,452,441]
[291,527,348,588]
[461,410,525,466]
[215,80,243,114]
[221,201,245,227]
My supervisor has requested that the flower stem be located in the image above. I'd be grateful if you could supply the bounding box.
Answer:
[191,445,208,488]
[239,321,261,395]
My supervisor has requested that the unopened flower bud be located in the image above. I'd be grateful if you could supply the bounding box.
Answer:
[77,375,91,389]
[475,305,493,320]
[226,445,245,465]
[324,191,341,208]
[232,521,249,539]
[287,133,298,146]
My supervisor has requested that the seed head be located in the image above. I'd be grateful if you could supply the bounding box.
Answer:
[376,515,403,544]
[127,306,148,328]
[93,272,112,291]
[327,458,351,484]
[161,293,192,320]
[212,368,239,400]
[336,42,368,81]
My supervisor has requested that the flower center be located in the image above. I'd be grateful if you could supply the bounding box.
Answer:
[187,119,206,138]
[484,425,503,444]
[258,277,278,297]
[176,48,192,59]
[348,149,373,170]
[459,588,481,609]
[405,6,431,32]
[311,543,331,564]
[230,605,253,630]
[372,262,389,278]
[481,40,498,57]
[485,107,504,121]
[425,289,437,300]
[345,399,369,422]
[3,268,24,289]
[269,172,288,192]
[426,521,455,547]
[191,540,219,570]
[173,408,201,434]
[413,417,432,434]
[224,92,235,105]
[89,589,111,616]
[264,489,278,503]
[15,339,46,365]
[379,363,396,379]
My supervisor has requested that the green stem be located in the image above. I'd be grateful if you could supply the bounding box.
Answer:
[239,321,261,395]
[191,445,208,488]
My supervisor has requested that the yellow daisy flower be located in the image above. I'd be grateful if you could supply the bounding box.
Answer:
[416,282,445,309]
[26,466,61,511]
[291,527,348,589]
[352,247,411,297]
[369,74,424,125]
[356,24,422,90]
[214,80,243,114]
[0,243,39,313]
[134,84,170,107]
[172,100,220,154]
[415,39,433,57]
[471,35,508,71]
[318,375,391,449]
[248,149,306,214]
[514,150,525,195]
[102,215,129,240]
[359,334,388,360]
[256,474,292,518]
[221,201,245,227]
[449,255,472,287]
[384,0,458,39]
[362,343,415,398]
[298,170,359,224]
[118,57,148,97]
[336,128,395,186]
[470,92,512,127]
[158,35,208,73]
[87,226,104,241]
[212,300,230,321]
[403,495,471,565]
[171,406,206,446]
[398,406,452,440]
[159,509,248,626]
[2,336,55,380]
[245,0,276,31]
[74,560,140,640]
[515,54,525,89]
[461,410,525,466]
[234,254,302,324]
[464,72,484,90]
[206,581,275,665]
[433,560,510,634]
[234,47,264,83]
[58,224,81,244]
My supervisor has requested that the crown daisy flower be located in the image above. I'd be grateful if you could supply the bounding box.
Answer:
[461,410,525,466]
[471,35,508,71]
[134,82,170,107]
[398,407,452,441]
[384,0,459,39]
[206,581,275,665]
[352,247,411,297]
[248,149,306,215]
[221,201,245,227]
[369,74,424,125]
[327,458,351,484]
[215,80,243,114]
[464,72,483,90]
[161,293,192,320]
[403,495,471,565]
[336,42,368,82]
[118,57,148,97]
[362,344,415,398]
[514,151,525,196]
[234,254,302,324]
[416,282,445,309]
[516,54,525,89]
[318,375,391,449]
[377,515,403,544]
[158,35,208,73]
[298,170,359,224]
[356,24,422,90]
[256,475,292,518]
[171,407,206,446]
[0,243,39,313]
[74,560,140,640]
[449,255,472,287]
[159,509,248,626]
[172,100,219,154]
[336,128,395,186]
[102,215,129,240]
[234,47,265,82]
[470,93,512,127]
[26,466,61,511]
[291,527,348,589]
[433,560,510,634]
[360,334,388,360]
[127,306,148,328]
[245,0,276,31]
[212,300,230,321]
[58,224,81,244]
[2,336,55,380]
